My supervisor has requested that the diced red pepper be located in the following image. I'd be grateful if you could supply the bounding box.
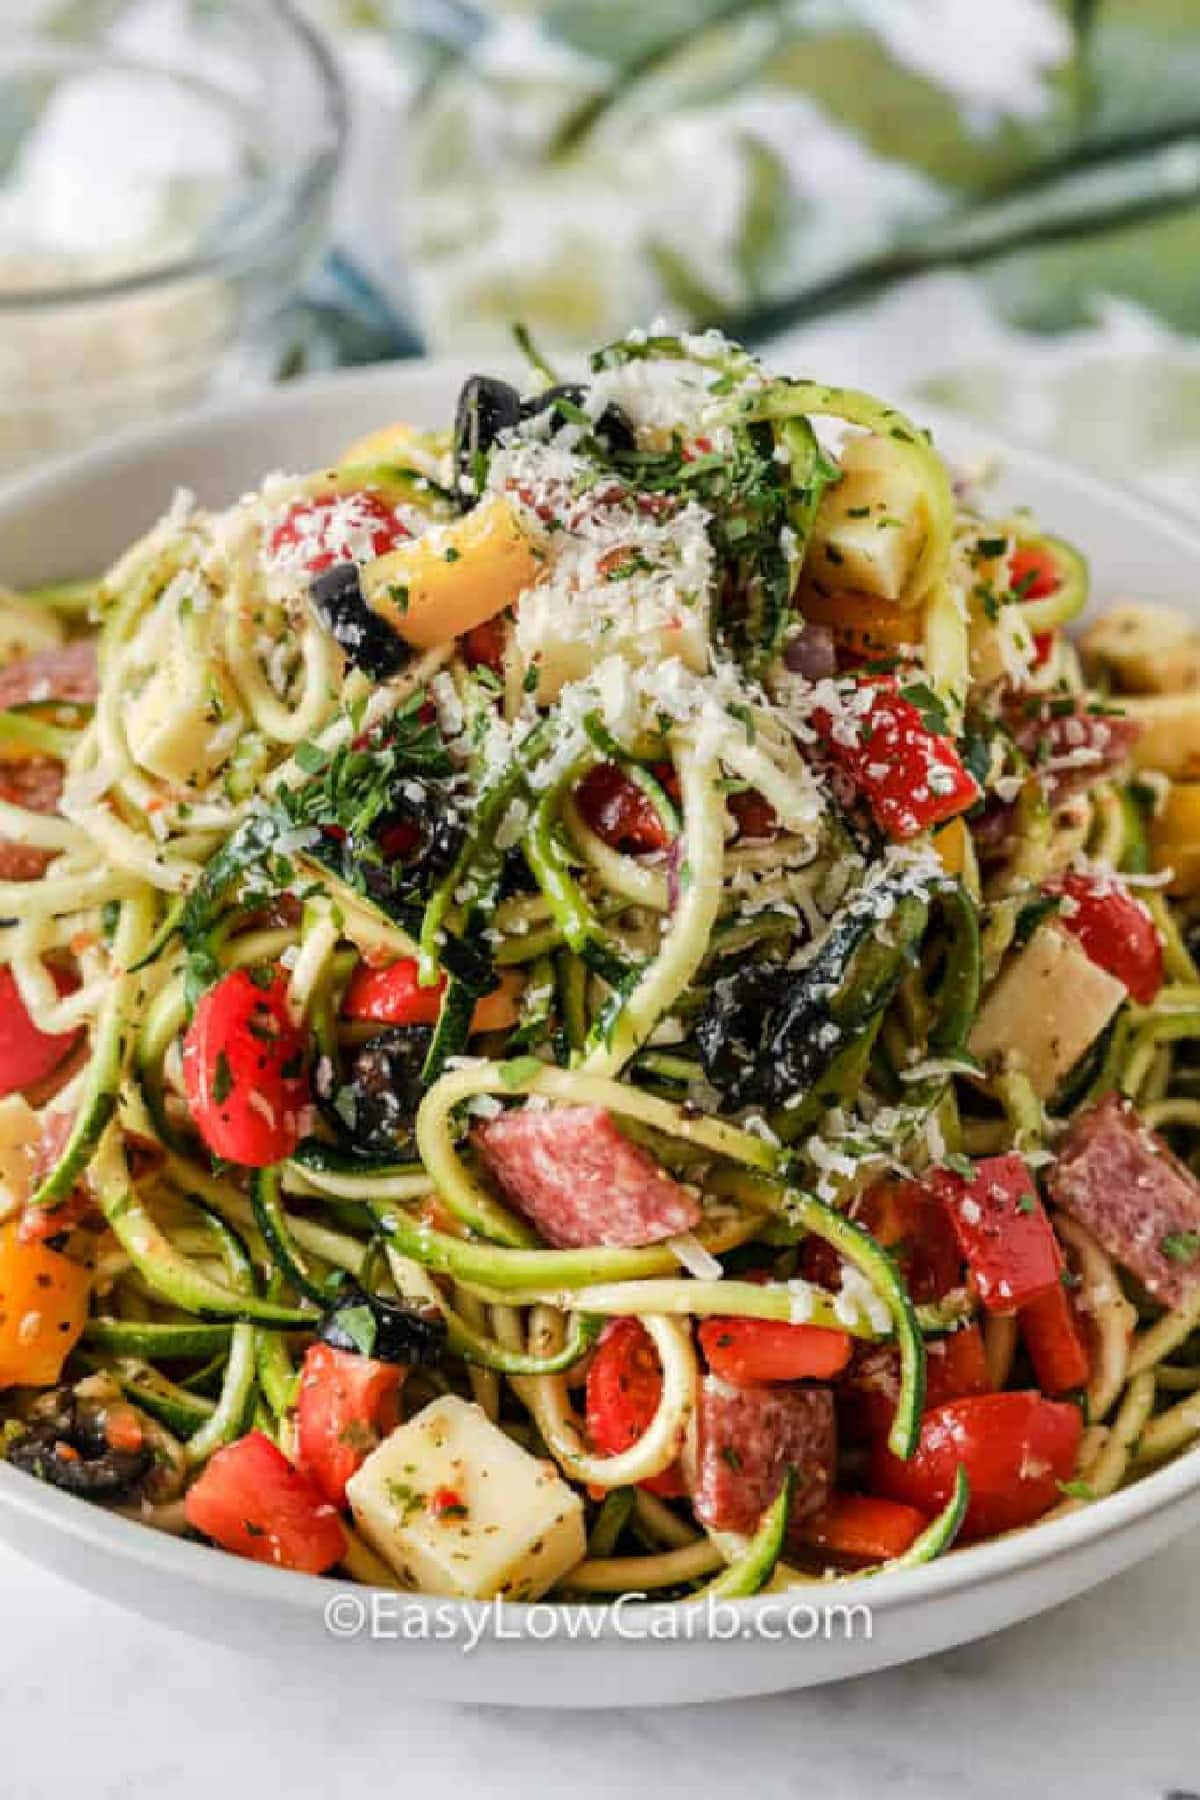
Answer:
[870,1391,1083,1542]
[1046,870,1163,1006]
[427,1485,469,1520]
[1019,1283,1090,1396]
[296,1342,403,1507]
[585,1317,684,1497]
[698,1316,853,1385]
[342,957,446,1028]
[575,763,672,854]
[929,1154,1062,1313]
[797,1492,929,1564]
[185,1432,347,1573]
[811,677,979,841]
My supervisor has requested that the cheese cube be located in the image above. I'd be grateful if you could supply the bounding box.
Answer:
[968,922,1125,1099]
[346,1395,586,1601]
[809,433,929,602]
[0,1096,41,1224]
[126,600,241,789]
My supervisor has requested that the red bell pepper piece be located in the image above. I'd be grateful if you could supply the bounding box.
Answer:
[342,956,447,1027]
[870,1391,1083,1541]
[1046,869,1163,1006]
[585,1318,684,1497]
[698,1316,853,1385]
[930,1154,1062,1313]
[797,1492,930,1563]
[184,1432,347,1573]
[811,677,979,841]
[1019,1283,1090,1395]
[296,1342,404,1507]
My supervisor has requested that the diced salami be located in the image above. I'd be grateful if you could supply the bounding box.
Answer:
[1048,1094,1200,1309]
[1008,700,1139,802]
[0,639,97,710]
[692,1377,835,1533]
[473,1104,701,1248]
[0,759,64,880]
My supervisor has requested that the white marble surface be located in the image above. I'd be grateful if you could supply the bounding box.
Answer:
[2,1531,1199,1800]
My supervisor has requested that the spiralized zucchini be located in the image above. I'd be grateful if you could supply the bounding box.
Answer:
[2,328,1199,1607]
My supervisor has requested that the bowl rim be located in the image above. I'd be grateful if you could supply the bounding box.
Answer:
[0,0,347,314]
[0,356,1199,1642]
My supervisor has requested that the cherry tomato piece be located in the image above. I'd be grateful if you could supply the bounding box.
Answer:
[1047,870,1163,1007]
[182,968,308,1168]
[296,1342,404,1507]
[585,1317,684,1497]
[268,491,409,575]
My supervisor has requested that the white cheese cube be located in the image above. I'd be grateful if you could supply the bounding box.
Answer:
[968,922,1125,1099]
[126,602,241,788]
[809,433,929,601]
[346,1395,586,1601]
[513,499,713,704]
[0,1095,41,1224]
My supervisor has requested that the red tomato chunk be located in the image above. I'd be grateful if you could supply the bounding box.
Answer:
[268,491,410,575]
[185,1432,347,1573]
[870,1392,1082,1541]
[296,1343,403,1507]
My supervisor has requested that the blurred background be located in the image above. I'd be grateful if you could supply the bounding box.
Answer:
[3,0,1199,511]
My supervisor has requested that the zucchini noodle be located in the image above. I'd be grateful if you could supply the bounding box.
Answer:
[1,328,1197,1608]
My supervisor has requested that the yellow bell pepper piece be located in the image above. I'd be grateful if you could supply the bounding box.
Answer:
[0,1224,90,1388]
[798,585,922,661]
[363,495,542,651]
[1150,783,1200,894]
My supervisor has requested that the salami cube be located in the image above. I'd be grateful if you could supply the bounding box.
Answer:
[472,1104,701,1249]
[1048,1094,1200,1309]
[0,639,98,709]
[692,1377,835,1534]
[1008,700,1139,802]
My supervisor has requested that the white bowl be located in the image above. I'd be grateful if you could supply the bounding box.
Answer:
[1,362,1198,1708]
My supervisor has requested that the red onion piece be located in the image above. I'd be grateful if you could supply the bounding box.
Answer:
[784,622,837,680]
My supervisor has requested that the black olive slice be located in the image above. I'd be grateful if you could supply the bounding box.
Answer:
[454,375,522,502]
[319,1281,447,1367]
[309,561,409,680]
[522,383,636,453]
